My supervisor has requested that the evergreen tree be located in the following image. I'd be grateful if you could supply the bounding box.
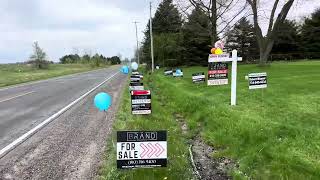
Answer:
[181,7,211,66]
[225,17,258,63]
[272,20,301,55]
[301,8,320,59]
[141,0,182,67]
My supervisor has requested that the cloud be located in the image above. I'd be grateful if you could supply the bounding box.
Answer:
[0,0,318,63]
[0,0,152,63]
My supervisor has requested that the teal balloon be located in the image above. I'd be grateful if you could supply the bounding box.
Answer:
[94,92,112,111]
[176,69,182,74]
[131,62,138,70]
[120,66,129,74]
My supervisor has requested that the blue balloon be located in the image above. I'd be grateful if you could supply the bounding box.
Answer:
[131,62,138,70]
[120,66,129,74]
[176,69,182,74]
[94,92,112,111]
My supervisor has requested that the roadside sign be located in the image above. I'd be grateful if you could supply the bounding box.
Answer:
[208,62,228,86]
[129,82,144,91]
[248,72,267,89]
[164,69,173,76]
[130,75,141,82]
[117,131,167,169]
[131,90,151,115]
[132,71,139,75]
[208,54,229,62]
[192,72,205,83]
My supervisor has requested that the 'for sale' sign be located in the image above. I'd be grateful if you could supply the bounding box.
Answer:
[208,62,228,86]
[131,90,151,115]
[248,72,267,89]
[117,131,167,169]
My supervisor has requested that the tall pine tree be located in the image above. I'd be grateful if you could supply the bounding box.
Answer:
[181,7,211,66]
[225,17,258,63]
[140,0,182,67]
[272,20,300,55]
[301,8,320,59]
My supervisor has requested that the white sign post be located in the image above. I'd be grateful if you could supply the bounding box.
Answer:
[208,50,242,106]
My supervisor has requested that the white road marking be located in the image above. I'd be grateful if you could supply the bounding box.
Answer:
[0,71,120,158]
[0,91,35,103]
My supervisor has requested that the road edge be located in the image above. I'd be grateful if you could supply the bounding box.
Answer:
[0,71,120,158]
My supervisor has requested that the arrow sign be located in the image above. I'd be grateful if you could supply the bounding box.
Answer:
[117,131,167,169]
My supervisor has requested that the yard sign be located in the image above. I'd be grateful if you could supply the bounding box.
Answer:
[117,131,167,169]
[208,50,242,105]
[208,62,228,85]
[131,90,151,114]
[192,72,205,83]
[248,72,267,89]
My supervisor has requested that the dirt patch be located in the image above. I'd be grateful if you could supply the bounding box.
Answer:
[174,113,235,180]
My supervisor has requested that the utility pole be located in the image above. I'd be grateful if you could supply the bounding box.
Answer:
[133,21,140,65]
[149,1,155,72]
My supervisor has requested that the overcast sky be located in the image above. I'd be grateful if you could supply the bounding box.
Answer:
[0,0,318,64]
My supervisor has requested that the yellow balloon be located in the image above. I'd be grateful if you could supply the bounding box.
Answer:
[215,48,223,55]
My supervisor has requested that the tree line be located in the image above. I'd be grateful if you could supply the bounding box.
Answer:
[27,41,121,69]
[59,54,121,66]
[138,0,320,67]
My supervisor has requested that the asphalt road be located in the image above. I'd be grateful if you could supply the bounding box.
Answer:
[0,66,127,179]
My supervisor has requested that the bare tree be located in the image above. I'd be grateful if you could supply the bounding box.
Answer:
[179,0,248,46]
[246,0,295,65]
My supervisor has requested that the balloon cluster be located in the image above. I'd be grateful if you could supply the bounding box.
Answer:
[210,40,225,55]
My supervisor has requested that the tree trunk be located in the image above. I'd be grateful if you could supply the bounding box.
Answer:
[211,0,217,46]
[259,39,274,65]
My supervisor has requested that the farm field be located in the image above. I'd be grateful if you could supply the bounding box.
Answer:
[101,61,320,179]
[0,63,108,88]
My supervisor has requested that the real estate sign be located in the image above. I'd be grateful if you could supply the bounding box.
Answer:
[192,72,205,83]
[129,82,144,91]
[248,72,267,89]
[131,90,151,115]
[208,62,228,86]
[117,131,167,169]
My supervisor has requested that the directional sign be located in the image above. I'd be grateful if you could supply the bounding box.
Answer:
[208,62,228,86]
[117,131,167,169]
[192,72,205,83]
[131,90,151,115]
[248,72,267,89]
[129,82,144,91]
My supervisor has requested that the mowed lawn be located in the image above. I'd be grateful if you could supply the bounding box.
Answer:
[0,63,107,88]
[149,61,320,179]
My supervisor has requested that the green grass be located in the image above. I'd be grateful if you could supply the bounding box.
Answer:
[0,63,108,88]
[99,70,194,180]
[101,60,320,179]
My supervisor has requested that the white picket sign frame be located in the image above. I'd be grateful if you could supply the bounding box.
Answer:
[208,50,242,106]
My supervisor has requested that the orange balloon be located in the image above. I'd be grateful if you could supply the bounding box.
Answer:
[210,48,216,54]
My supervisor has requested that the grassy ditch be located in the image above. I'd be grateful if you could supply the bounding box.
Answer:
[99,71,194,179]
[101,60,320,179]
